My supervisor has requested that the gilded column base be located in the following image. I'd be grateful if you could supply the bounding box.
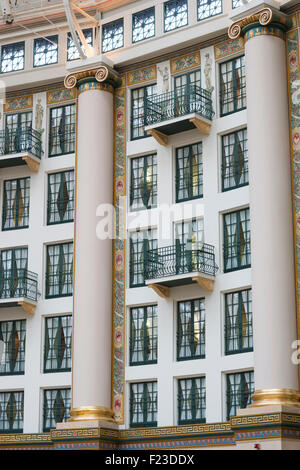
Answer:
[249,389,300,408]
[68,406,115,423]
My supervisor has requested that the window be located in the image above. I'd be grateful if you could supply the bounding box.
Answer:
[102,19,124,52]
[132,7,155,43]
[49,104,76,157]
[67,28,93,61]
[4,111,33,155]
[43,388,71,431]
[225,289,253,355]
[223,208,251,272]
[178,377,206,424]
[232,0,243,8]
[130,154,157,211]
[222,129,248,191]
[130,305,157,366]
[197,0,222,21]
[0,320,26,375]
[177,299,205,361]
[44,315,72,373]
[47,171,74,225]
[46,243,73,298]
[164,0,188,32]
[2,178,30,230]
[176,142,203,202]
[33,36,58,67]
[130,229,157,287]
[174,219,204,273]
[0,391,24,433]
[0,248,28,300]
[130,382,157,427]
[226,371,254,419]
[220,56,246,116]
[131,84,157,140]
[1,42,25,73]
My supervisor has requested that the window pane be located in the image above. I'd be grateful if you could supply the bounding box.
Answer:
[46,243,73,298]
[1,42,24,73]
[130,305,158,365]
[67,29,93,61]
[0,320,26,375]
[43,388,71,431]
[132,8,155,43]
[131,84,157,139]
[232,0,243,8]
[220,56,246,116]
[47,170,75,224]
[177,298,205,360]
[0,391,24,433]
[224,208,250,272]
[33,36,58,67]
[0,248,28,300]
[178,377,206,424]
[226,371,254,419]
[164,0,188,32]
[222,128,248,191]
[198,0,222,21]
[44,316,72,372]
[176,143,203,202]
[130,154,157,211]
[2,178,30,230]
[130,382,157,427]
[102,19,124,52]
[49,104,76,157]
[225,289,253,354]
[130,229,157,287]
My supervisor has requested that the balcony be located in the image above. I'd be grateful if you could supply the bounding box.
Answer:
[0,127,42,171]
[144,243,218,298]
[0,270,38,314]
[144,84,214,145]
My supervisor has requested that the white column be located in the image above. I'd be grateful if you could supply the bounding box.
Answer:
[229,5,300,406]
[64,65,119,423]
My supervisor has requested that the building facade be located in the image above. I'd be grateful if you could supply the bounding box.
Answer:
[0,0,299,450]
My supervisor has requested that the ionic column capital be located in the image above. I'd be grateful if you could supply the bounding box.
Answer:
[228,6,292,42]
[64,64,121,93]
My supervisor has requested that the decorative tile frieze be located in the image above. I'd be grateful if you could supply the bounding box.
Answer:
[126,65,157,86]
[170,51,201,74]
[46,88,76,104]
[4,95,33,113]
[214,38,244,60]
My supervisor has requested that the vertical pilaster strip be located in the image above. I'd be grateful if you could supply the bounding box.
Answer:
[112,75,126,424]
[286,15,300,384]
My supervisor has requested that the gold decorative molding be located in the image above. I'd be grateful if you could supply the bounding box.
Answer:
[4,95,33,113]
[170,51,201,75]
[148,284,170,299]
[228,7,292,40]
[249,389,300,408]
[192,276,214,292]
[18,301,36,315]
[189,117,211,136]
[126,65,157,86]
[68,406,115,423]
[22,155,40,173]
[146,129,168,146]
[64,65,121,91]
[46,88,76,105]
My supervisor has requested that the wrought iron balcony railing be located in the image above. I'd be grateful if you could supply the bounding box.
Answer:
[0,127,42,159]
[144,243,218,281]
[145,84,214,127]
[0,269,38,302]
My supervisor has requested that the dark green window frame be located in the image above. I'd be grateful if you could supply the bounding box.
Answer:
[176,142,203,203]
[220,55,246,117]
[46,242,73,299]
[222,128,248,192]
[2,177,30,231]
[1,41,25,73]
[129,229,157,288]
[102,18,124,53]
[226,371,254,420]
[232,0,242,8]
[178,377,206,424]
[164,0,188,33]
[33,35,58,68]
[225,289,253,355]
[131,84,157,140]
[67,28,93,61]
[43,388,71,431]
[0,391,24,433]
[223,208,251,273]
[130,305,157,366]
[49,104,76,157]
[132,7,155,43]
[177,298,205,361]
[0,247,28,300]
[197,0,222,22]
[47,170,74,225]
[130,154,157,211]
[130,381,157,428]
[44,315,72,373]
[0,320,26,376]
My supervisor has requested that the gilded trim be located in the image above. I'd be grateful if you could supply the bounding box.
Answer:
[68,406,115,423]
[46,88,76,104]
[214,38,244,60]
[170,51,201,74]
[249,389,300,408]
[244,25,286,42]
[4,95,33,113]
[126,65,157,86]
